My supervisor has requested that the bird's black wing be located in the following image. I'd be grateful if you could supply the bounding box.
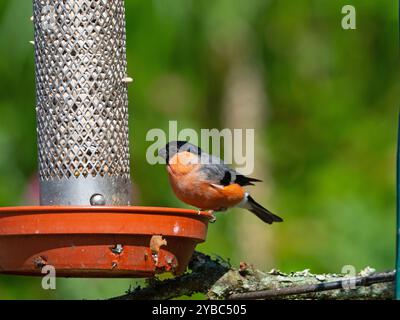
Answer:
[198,161,262,186]
[234,174,262,186]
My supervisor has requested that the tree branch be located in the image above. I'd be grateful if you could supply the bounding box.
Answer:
[110,252,230,300]
[228,271,395,300]
[109,252,395,300]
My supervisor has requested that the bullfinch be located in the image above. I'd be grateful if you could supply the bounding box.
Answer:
[158,141,283,224]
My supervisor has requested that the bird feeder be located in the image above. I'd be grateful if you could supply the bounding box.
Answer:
[0,0,211,277]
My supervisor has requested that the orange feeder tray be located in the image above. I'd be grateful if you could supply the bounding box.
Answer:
[0,206,212,277]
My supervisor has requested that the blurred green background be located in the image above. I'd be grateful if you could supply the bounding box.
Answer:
[0,0,398,299]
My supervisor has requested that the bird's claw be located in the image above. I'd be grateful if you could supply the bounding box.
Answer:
[197,209,217,223]
[208,210,217,223]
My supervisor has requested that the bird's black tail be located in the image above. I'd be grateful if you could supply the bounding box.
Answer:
[245,194,283,224]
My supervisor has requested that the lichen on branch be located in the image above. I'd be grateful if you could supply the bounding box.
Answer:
[110,252,395,300]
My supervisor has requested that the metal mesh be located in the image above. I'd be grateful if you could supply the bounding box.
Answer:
[33,0,132,205]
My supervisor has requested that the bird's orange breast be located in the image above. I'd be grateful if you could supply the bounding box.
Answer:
[168,152,199,176]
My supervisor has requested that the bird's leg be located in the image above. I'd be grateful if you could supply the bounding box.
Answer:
[208,210,217,223]
[198,209,217,223]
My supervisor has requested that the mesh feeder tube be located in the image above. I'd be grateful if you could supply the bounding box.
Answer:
[33,0,132,205]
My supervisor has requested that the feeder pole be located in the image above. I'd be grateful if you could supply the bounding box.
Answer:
[396,112,400,299]
[33,0,132,205]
